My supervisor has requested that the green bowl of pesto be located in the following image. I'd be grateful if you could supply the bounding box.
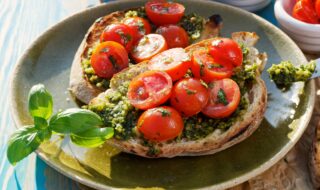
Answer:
[10,0,315,189]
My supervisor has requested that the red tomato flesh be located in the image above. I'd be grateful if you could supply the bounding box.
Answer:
[292,0,319,24]
[170,78,209,117]
[100,23,135,51]
[122,16,152,43]
[148,48,191,81]
[90,41,129,79]
[156,25,189,48]
[316,0,320,18]
[131,34,168,63]
[145,1,185,25]
[191,49,233,82]
[209,38,243,67]
[202,78,240,118]
[127,71,172,110]
[137,106,184,142]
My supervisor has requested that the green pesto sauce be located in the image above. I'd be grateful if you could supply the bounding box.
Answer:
[125,7,147,19]
[87,42,256,155]
[88,84,141,140]
[82,58,110,89]
[182,96,248,140]
[179,13,204,41]
[267,60,316,86]
[82,10,205,90]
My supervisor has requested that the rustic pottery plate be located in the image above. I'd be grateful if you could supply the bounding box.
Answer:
[10,0,315,189]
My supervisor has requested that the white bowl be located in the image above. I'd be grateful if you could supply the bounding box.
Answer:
[274,0,320,52]
[218,0,266,7]
[240,0,271,12]
[215,0,271,12]
[279,23,320,44]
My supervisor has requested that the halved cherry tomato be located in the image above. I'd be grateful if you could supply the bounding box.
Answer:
[127,71,172,110]
[316,0,320,18]
[148,48,191,81]
[145,0,185,25]
[90,41,129,78]
[131,34,168,63]
[122,17,152,43]
[202,78,240,118]
[209,38,243,67]
[170,78,209,117]
[191,49,233,82]
[100,23,135,51]
[156,25,189,48]
[137,106,184,142]
[292,0,319,24]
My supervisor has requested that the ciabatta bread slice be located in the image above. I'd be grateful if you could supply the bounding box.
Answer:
[89,32,268,158]
[69,9,223,104]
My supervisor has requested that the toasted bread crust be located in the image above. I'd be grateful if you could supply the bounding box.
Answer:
[69,10,222,104]
[89,32,268,158]
[69,11,125,104]
[106,78,266,157]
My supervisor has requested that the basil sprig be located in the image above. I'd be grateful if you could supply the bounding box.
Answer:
[7,84,114,165]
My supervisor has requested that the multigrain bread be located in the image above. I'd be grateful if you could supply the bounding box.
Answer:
[88,32,268,158]
[69,9,223,104]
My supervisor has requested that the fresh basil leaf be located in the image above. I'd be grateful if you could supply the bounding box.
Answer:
[49,108,103,134]
[38,128,52,141]
[70,127,114,148]
[34,116,48,130]
[7,126,42,165]
[28,84,53,119]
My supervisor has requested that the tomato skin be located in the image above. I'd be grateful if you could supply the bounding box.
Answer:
[90,41,129,78]
[191,49,233,83]
[209,38,243,67]
[137,106,184,142]
[292,0,319,24]
[145,1,185,25]
[100,23,135,51]
[127,71,172,110]
[156,25,189,48]
[122,17,152,43]
[170,78,209,117]
[148,48,191,81]
[202,78,240,118]
[131,34,168,63]
[316,0,320,18]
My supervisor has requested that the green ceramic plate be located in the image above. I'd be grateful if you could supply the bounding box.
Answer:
[10,0,315,189]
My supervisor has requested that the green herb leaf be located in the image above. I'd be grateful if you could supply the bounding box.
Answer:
[158,108,171,117]
[185,88,196,95]
[7,125,48,165]
[34,116,48,130]
[70,127,114,148]
[28,84,53,119]
[49,108,103,134]
[217,88,228,106]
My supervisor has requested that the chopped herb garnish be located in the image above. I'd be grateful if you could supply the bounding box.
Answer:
[185,88,196,95]
[137,21,145,33]
[208,63,223,69]
[200,63,205,77]
[216,88,228,105]
[108,55,119,70]
[162,56,174,64]
[158,108,171,117]
[116,29,132,45]
[100,47,109,53]
[200,80,208,88]
[208,82,215,89]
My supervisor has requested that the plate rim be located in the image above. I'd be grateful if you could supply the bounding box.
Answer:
[9,0,315,189]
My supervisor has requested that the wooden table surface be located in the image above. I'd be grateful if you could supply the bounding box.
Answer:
[0,0,319,190]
